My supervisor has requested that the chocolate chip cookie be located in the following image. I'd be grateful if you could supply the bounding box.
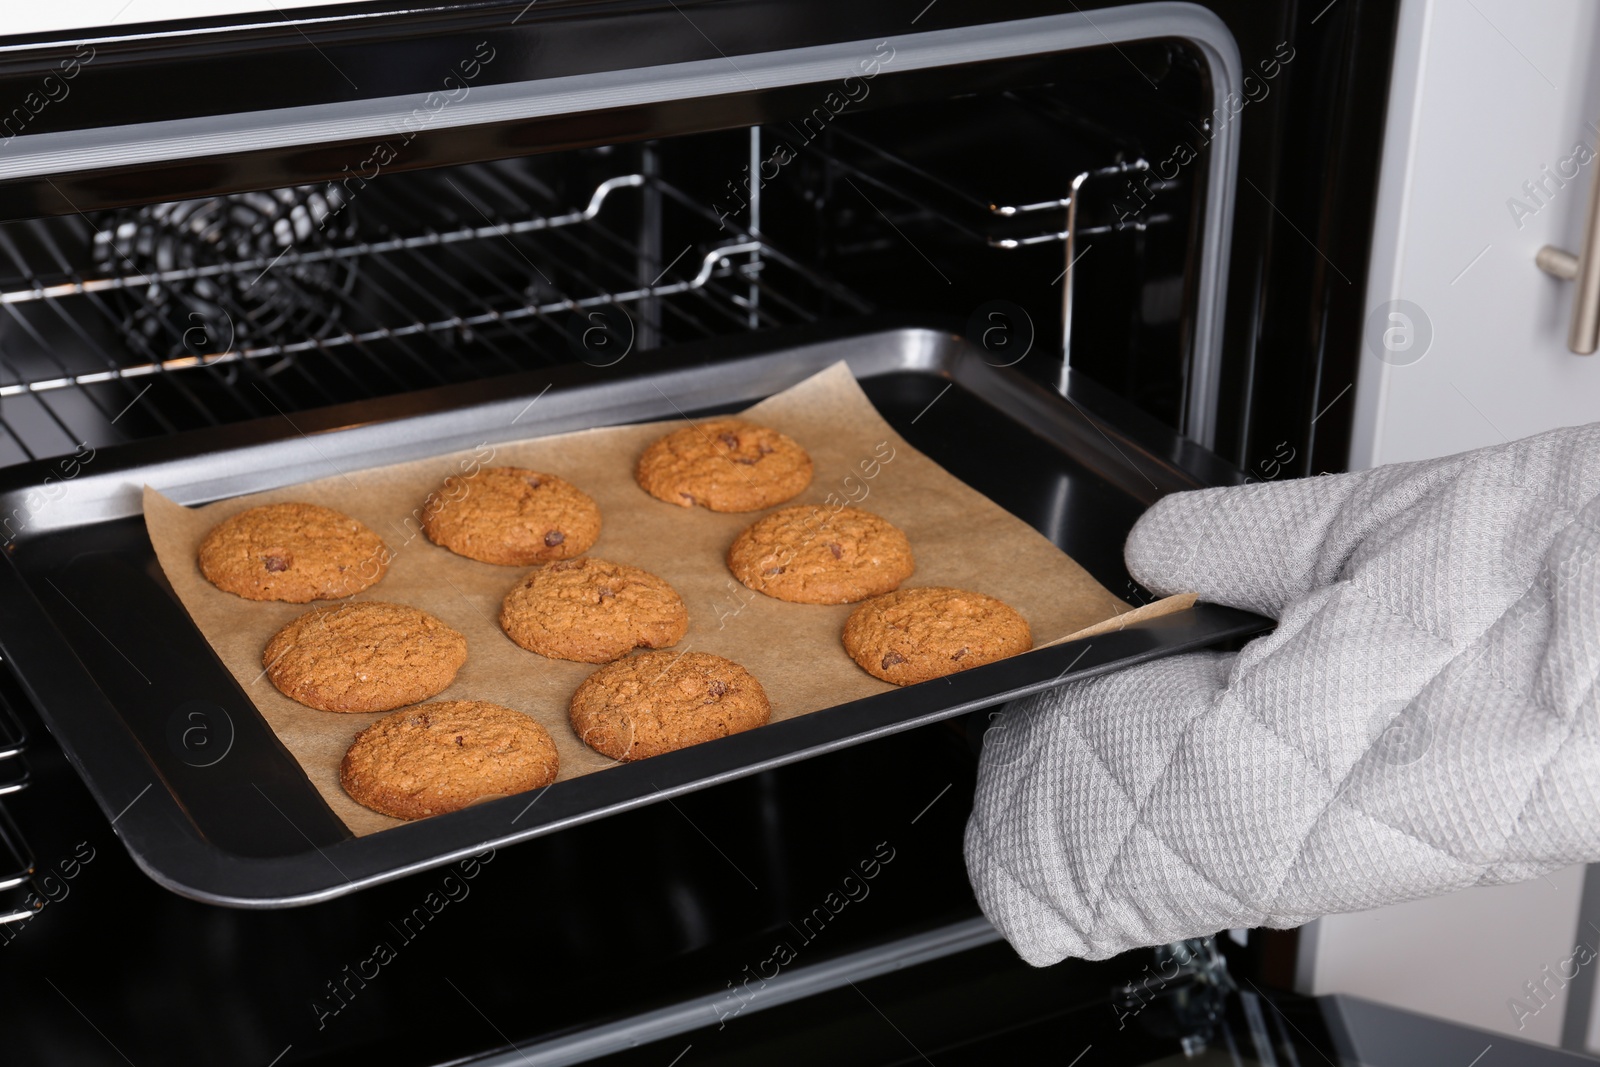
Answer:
[636,418,812,512]
[569,650,770,761]
[340,700,560,820]
[727,504,914,604]
[198,502,388,603]
[264,601,468,713]
[421,466,601,566]
[501,558,689,664]
[842,586,1032,686]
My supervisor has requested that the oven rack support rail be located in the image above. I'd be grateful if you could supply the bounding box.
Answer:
[814,124,1153,248]
[787,119,1155,376]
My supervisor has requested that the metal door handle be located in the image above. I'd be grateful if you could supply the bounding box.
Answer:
[1536,143,1600,354]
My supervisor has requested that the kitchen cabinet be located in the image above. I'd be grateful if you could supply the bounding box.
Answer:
[1314,0,1600,1052]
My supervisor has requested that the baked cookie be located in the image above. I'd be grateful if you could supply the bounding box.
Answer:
[569,650,770,761]
[264,601,468,713]
[198,502,387,603]
[727,505,914,604]
[422,467,600,566]
[636,418,812,512]
[842,587,1032,686]
[501,558,688,664]
[340,700,559,820]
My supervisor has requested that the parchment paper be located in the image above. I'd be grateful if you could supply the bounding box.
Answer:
[144,362,1192,836]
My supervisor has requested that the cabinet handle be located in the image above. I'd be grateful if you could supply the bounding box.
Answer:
[1536,149,1600,354]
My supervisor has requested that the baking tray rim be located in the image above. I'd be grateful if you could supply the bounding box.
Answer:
[0,324,1269,907]
[0,318,1236,526]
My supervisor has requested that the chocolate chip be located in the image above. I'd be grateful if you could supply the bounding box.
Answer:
[717,432,740,450]
[826,542,843,559]
[455,735,464,746]
[764,565,786,576]
[264,555,290,572]
[758,444,774,455]
[881,651,906,669]
[596,586,615,601]
[525,476,543,489]
[544,530,565,547]
[679,493,697,506]
[708,680,726,696]
[951,648,968,660]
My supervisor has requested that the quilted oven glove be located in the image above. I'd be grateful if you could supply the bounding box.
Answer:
[965,421,1600,965]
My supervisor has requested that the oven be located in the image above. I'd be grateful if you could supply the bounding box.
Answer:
[0,1,1401,1063]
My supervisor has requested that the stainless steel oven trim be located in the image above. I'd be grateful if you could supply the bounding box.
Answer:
[1,2,1241,446]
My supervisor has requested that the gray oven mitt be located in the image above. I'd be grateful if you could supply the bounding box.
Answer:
[965,421,1600,964]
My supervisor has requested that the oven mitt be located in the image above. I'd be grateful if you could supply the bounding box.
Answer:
[965,421,1600,964]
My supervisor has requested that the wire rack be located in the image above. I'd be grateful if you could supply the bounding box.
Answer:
[0,158,871,468]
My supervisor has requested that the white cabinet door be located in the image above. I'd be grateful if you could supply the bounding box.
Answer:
[1302,865,1590,1048]
[1320,0,1599,1050]
[1350,0,1600,468]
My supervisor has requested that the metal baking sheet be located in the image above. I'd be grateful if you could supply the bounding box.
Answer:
[0,325,1270,906]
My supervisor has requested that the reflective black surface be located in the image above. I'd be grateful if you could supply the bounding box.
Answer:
[14,638,1589,1067]
[0,665,989,1066]
[583,963,1600,1067]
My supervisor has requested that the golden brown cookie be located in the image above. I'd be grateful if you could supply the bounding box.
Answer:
[500,558,688,664]
[421,466,600,566]
[727,504,914,604]
[636,418,812,512]
[198,502,388,603]
[842,587,1032,686]
[263,602,468,713]
[339,700,559,820]
[569,651,770,761]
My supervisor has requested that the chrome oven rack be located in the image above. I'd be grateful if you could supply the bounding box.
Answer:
[0,162,871,468]
[0,109,1162,470]
[0,236,828,397]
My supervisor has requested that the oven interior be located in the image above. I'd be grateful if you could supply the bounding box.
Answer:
[0,39,1210,468]
[0,32,1261,1065]
[0,22,1237,921]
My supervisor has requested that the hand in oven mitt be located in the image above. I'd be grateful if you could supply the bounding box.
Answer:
[965,422,1600,964]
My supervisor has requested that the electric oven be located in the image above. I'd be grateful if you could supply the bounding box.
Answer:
[0,1,1400,1062]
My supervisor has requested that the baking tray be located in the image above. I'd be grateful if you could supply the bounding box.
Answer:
[0,325,1270,907]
